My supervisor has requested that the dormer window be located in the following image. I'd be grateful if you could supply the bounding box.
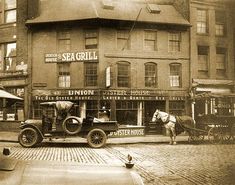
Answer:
[102,0,114,10]
[147,3,161,14]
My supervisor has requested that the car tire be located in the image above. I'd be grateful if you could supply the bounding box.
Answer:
[62,116,82,135]
[18,127,39,148]
[87,129,107,148]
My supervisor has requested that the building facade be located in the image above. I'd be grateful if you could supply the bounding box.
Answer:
[25,0,190,130]
[189,0,235,120]
[0,0,28,122]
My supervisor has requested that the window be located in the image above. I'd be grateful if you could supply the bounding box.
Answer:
[57,29,71,52]
[117,61,130,87]
[215,11,226,36]
[84,62,98,86]
[3,42,16,71]
[197,9,207,34]
[198,46,209,72]
[216,47,226,78]
[58,63,70,88]
[169,63,181,87]
[169,101,185,116]
[0,0,16,24]
[145,63,157,87]
[86,101,98,118]
[117,29,130,50]
[144,30,157,51]
[116,101,137,125]
[85,29,98,49]
[168,32,181,52]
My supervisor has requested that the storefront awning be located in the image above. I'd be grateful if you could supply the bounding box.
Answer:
[0,89,23,100]
[196,87,231,94]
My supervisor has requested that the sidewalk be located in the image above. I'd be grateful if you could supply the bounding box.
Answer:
[0,131,189,144]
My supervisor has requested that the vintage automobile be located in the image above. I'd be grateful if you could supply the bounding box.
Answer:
[18,101,118,148]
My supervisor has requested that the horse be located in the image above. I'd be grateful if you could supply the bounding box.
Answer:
[152,109,195,145]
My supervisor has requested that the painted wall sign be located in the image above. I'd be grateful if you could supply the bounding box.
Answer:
[109,127,145,137]
[32,89,186,101]
[45,50,98,63]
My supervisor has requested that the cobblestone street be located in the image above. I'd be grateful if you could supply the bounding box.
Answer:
[1,142,235,185]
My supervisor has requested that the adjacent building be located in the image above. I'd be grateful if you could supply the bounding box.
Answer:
[189,0,235,119]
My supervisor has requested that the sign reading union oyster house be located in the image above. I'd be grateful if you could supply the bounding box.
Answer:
[45,50,98,63]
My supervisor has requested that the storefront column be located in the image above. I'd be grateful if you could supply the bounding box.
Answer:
[191,101,195,120]
[110,100,116,121]
[137,102,143,126]
[80,101,86,119]
[205,100,208,115]
[165,99,169,112]
[2,99,6,120]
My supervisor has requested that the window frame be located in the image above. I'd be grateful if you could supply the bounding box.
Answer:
[0,0,16,24]
[145,62,157,88]
[57,63,71,88]
[196,9,208,34]
[216,47,227,78]
[168,32,181,52]
[84,29,98,49]
[57,28,71,52]
[84,62,98,87]
[117,29,130,50]
[215,10,226,37]
[144,30,157,51]
[169,63,182,88]
[117,61,130,88]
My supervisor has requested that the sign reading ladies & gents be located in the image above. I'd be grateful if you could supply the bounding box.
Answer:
[45,50,98,63]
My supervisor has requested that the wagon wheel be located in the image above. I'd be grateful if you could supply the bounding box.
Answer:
[62,116,82,135]
[189,130,204,142]
[87,129,107,148]
[221,127,232,142]
[208,127,223,144]
[18,128,39,148]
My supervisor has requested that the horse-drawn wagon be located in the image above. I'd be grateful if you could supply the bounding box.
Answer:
[18,101,118,148]
[152,110,235,144]
[195,114,235,143]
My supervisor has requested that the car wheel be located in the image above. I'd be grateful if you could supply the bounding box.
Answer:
[62,116,82,135]
[18,128,39,147]
[87,129,107,148]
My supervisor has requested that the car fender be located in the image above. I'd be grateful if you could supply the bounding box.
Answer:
[19,124,44,139]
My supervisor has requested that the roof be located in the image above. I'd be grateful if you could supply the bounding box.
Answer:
[26,0,190,26]
[0,90,23,100]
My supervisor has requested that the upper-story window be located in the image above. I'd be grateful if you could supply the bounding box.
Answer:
[85,29,98,49]
[58,63,70,88]
[168,32,181,52]
[117,29,130,50]
[57,29,71,52]
[215,11,226,36]
[197,9,208,34]
[216,47,226,78]
[144,30,157,51]
[169,63,181,88]
[198,46,209,77]
[0,0,16,24]
[145,62,157,88]
[84,62,98,87]
[117,61,130,87]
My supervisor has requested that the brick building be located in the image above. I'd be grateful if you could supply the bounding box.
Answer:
[23,0,191,133]
[0,0,234,134]
[189,0,235,120]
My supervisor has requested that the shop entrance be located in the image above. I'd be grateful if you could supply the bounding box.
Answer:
[144,101,165,134]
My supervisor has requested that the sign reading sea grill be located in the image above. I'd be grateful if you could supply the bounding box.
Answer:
[45,50,98,63]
